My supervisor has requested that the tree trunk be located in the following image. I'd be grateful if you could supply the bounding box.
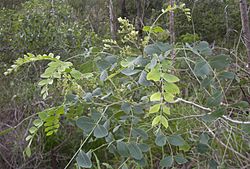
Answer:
[120,0,127,18]
[239,0,250,68]
[109,0,117,40]
[169,0,175,59]
[136,0,144,37]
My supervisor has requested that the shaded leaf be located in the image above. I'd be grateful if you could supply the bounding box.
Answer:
[94,125,108,138]
[167,135,186,146]
[76,150,92,168]
[155,134,167,146]
[138,143,150,152]
[218,72,235,80]
[199,133,210,145]
[127,142,143,160]
[121,67,140,76]
[76,116,95,132]
[209,54,231,70]
[197,143,209,154]
[160,156,173,168]
[194,60,211,77]
[100,70,108,81]
[174,154,188,164]
[207,91,223,107]
[131,128,148,140]
[117,141,130,157]
[138,70,151,86]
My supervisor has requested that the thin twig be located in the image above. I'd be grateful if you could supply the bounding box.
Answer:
[202,121,250,162]
[172,98,250,125]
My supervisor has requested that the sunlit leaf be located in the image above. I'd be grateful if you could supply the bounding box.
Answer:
[162,73,180,83]
[152,115,161,127]
[149,104,161,114]
[147,68,161,81]
[150,92,161,101]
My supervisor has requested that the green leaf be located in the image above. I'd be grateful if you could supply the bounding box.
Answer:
[152,115,161,127]
[201,108,225,123]
[117,141,130,157]
[207,91,223,107]
[231,101,249,109]
[138,71,151,86]
[209,159,218,169]
[146,68,161,81]
[174,154,188,164]
[131,128,148,140]
[121,102,132,113]
[199,133,210,145]
[76,150,92,168]
[56,106,64,115]
[194,41,212,55]
[155,134,167,146]
[121,67,140,76]
[194,60,211,77]
[218,72,235,80]
[38,111,48,121]
[144,42,171,56]
[41,66,57,78]
[46,130,54,136]
[76,116,95,132]
[197,143,209,154]
[150,92,161,101]
[161,116,169,129]
[149,104,161,114]
[127,142,143,160]
[152,26,164,33]
[209,54,231,70]
[167,135,186,146]
[138,143,150,152]
[160,156,173,168]
[25,146,31,157]
[25,135,33,141]
[29,127,37,134]
[201,77,214,88]
[70,69,83,79]
[162,105,170,115]
[94,125,108,138]
[33,119,43,127]
[179,143,191,152]
[100,70,108,81]
[144,44,161,56]
[83,73,93,79]
[142,26,150,32]
[164,82,180,94]
[163,92,175,102]
[134,157,147,167]
[241,124,250,134]
[38,79,53,86]
[162,73,180,83]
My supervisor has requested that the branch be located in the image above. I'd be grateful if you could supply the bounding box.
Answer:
[173,98,250,125]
